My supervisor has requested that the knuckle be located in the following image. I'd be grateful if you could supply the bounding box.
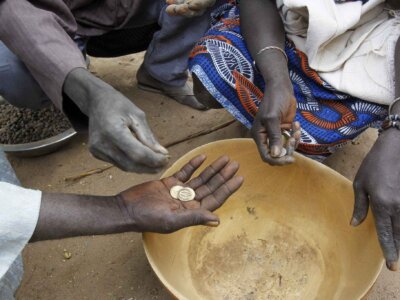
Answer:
[221,182,233,195]
[98,124,116,137]
[194,214,206,225]
[134,109,146,120]
[378,230,393,244]
[262,113,279,123]
[372,190,387,202]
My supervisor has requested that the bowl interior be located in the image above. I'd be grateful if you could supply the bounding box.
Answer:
[143,139,383,300]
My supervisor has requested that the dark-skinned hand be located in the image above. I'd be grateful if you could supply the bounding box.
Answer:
[118,154,244,233]
[352,128,400,271]
[251,81,301,166]
[166,0,216,17]
[64,68,169,173]
[87,88,169,173]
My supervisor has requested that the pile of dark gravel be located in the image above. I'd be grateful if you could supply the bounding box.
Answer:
[0,102,72,144]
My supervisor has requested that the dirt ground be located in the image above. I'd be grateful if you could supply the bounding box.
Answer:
[7,53,400,299]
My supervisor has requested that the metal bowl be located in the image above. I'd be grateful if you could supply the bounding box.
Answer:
[0,128,77,157]
[0,96,77,157]
[143,139,383,300]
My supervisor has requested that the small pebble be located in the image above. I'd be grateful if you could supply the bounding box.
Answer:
[0,102,71,144]
[63,250,72,260]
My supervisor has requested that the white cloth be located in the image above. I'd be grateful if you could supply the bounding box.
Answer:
[277,0,400,105]
[0,182,41,281]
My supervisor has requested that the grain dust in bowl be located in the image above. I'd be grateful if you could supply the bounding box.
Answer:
[189,206,324,300]
[143,139,384,300]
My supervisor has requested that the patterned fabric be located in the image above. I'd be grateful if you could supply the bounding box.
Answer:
[189,2,386,160]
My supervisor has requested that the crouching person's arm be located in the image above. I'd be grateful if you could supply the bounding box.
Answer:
[31,155,243,241]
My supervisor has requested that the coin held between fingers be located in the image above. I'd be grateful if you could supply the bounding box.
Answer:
[278,148,287,158]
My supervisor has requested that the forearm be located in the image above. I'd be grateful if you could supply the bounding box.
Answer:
[240,0,290,86]
[0,0,86,109]
[30,193,133,242]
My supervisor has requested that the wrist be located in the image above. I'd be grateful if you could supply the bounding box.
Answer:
[64,68,112,116]
[257,52,290,85]
[114,194,139,232]
[263,78,294,100]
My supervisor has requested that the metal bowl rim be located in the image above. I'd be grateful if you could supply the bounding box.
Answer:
[0,128,77,153]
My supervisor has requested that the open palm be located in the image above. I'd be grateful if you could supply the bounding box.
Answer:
[118,155,243,233]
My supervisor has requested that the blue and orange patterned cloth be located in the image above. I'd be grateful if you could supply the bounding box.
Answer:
[189,1,387,160]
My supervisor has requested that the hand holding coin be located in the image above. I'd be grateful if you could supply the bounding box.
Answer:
[268,122,301,161]
[170,186,196,201]
[119,155,243,233]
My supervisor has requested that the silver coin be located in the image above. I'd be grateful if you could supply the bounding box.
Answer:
[270,148,287,158]
[170,185,184,199]
[278,148,287,158]
[282,130,292,139]
[178,187,196,202]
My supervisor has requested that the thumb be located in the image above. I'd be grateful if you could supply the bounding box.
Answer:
[351,182,369,226]
[264,116,283,157]
[131,119,169,155]
[269,139,283,158]
[176,209,220,229]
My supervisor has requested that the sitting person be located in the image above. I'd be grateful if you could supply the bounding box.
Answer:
[170,0,400,270]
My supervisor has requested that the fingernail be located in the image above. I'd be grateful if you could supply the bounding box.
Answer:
[160,145,169,154]
[387,261,398,271]
[154,144,169,155]
[271,146,280,157]
[205,221,220,227]
[230,161,239,169]
[350,217,359,227]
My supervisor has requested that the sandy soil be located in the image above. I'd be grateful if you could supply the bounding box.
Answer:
[7,53,400,299]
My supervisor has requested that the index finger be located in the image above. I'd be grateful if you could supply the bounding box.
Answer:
[251,127,270,163]
[371,204,398,270]
[262,114,284,158]
[251,128,294,166]
[110,127,168,168]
